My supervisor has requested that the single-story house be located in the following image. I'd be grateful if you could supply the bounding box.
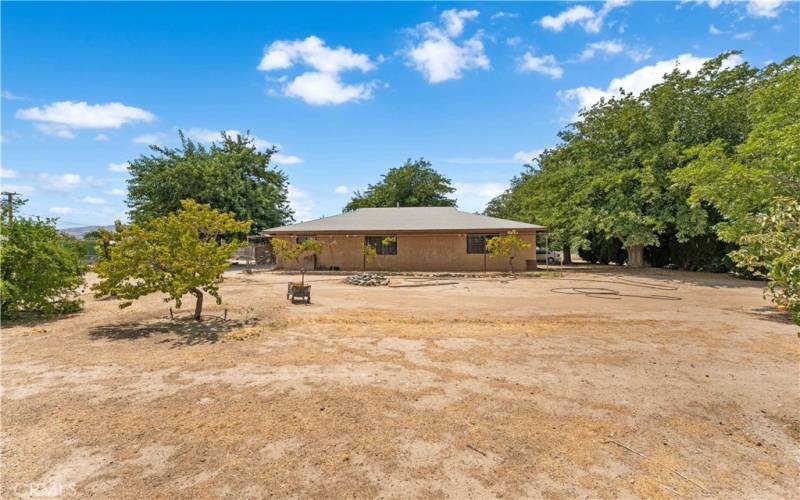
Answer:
[263,207,545,272]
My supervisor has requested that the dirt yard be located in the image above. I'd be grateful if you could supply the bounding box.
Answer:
[1,268,798,499]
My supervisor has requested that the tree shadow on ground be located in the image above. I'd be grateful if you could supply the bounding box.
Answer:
[742,306,796,326]
[558,264,764,289]
[88,315,254,346]
[2,311,83,328]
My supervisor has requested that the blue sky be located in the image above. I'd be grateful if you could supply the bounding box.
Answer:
[2,1,798,227]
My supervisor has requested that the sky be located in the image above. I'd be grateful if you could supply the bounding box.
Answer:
[1,1,798,227]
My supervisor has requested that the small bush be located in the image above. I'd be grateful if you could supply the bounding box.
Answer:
[1,214,86,319]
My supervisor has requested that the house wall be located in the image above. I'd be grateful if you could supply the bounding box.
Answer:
[273,232,538,272]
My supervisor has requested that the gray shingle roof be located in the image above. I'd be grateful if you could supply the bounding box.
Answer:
[263,207,545,234]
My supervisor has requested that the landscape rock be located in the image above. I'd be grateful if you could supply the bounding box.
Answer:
[344,273,390,286]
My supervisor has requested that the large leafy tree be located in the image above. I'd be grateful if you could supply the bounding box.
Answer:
[673,57,799,244]
[126,131,292,233]
[93,200,251,320]
[488,52,761,268]
[485,146,584,264]
[673,57,799,323]
[344,158,456,211]
[0,201,86,319]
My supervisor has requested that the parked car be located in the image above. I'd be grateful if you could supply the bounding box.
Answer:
[536,247,560,264]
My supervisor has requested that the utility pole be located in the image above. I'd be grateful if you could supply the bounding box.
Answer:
[2,191,20,224]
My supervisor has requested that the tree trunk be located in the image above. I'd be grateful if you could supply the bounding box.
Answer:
[190,288,204,321]
[627,245,646,268]
[562,245,572,265]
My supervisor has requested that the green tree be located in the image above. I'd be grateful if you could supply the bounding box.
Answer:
[272,238,325,269]
[673,56,799,320]
[0,203,86,319]
[730,198,800,325]
[360,242,378,271]
[344,159,456,211]
[93,200,250,320]
[485,230,531,273]
[485,147,583,264]
[489,52,759,268]
[126,131,292,232]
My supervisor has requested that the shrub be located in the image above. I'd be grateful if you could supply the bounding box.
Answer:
[1,215,86,319]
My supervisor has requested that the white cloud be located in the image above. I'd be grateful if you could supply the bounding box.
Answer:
[284,72,375,105]
[626,46,653,63]
[513,150,544,163]
[288,185,315,221]
[1,90,25,100]
[258,35,374,73]
[272,153,304,165]
[584,0,631,33]
[684,0,786,18]
[540,1,629,33]
[0,166,19,179]
[734,31,755,40]
[94,133,110,141]
[709,24,724,35]
[559,86,612,116]
[16,101,155,139]
[132,132,166,145]
[440,9,480,37]
[746,0,786,17]
[334,185,349,194]
[2,184,35,195]
[491,11,519,21]
[580,40,624,60]
[183,128,228,144]
[49,206,74,215]
[109,188,127,196]
[580,40,652,63]
[107,162,129,173]
[258,36,377,106]
[559,53,745,119]
[404,12,490,84]
[540,5,595,32]
[445,150,545,165]
[454,182,508,212]
[35,123,77,139]
[38,173,85,191]
[81,196,107,205]
[688,0,727,7]
[406,34,489,84]
[505,36,522,47]
[519,53,563,79]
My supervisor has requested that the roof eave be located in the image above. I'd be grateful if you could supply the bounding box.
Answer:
[262,227,546,236]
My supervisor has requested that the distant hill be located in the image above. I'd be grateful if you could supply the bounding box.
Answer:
[61,225,115,239]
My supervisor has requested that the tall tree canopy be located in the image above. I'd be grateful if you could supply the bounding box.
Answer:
[487,53,799,322]
[126,131,292,233]
[488,52,784,265]
[344,159,456,211]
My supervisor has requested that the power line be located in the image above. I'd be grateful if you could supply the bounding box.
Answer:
[16,212,99,227]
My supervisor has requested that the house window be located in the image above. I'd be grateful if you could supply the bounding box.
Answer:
[365,235,397,255]
[296,236,316,243]
[466,234,498,254]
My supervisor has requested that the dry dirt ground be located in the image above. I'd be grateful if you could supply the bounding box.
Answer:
[1,268,798,499]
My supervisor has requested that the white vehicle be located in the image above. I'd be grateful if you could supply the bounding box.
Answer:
[536,247,560,264]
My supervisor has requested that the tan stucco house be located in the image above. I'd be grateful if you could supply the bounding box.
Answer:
[263,207,545,272]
